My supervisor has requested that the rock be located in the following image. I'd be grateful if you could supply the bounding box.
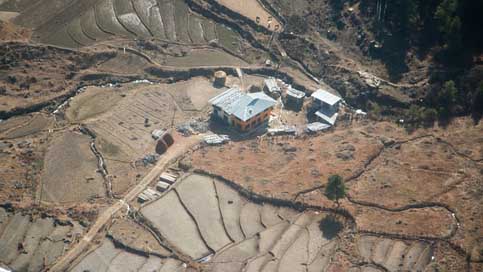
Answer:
[336,150,353,161]
[179,157,192,171]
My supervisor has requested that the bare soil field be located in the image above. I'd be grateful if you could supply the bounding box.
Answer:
[140,173,349,271]
[0,208,82,271]
[64,79,216,195]
[189,118,482,269]
[108,218,172,257]
[65,86,126,122]
[70,238,180,272]
[40,130,106,203]
[163,48,248,67]
[215,0,282,32]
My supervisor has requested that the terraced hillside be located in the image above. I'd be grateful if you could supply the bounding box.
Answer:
[70,239,186,272]
[137,173,435,272]
[7,0,241,51]
[0,208,82,272]
[357,236,433,272]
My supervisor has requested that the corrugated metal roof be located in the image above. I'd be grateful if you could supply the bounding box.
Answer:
[306,122,331,132]
[315,110,338,125]
[209,87,245,115]
[264,77,281,93]
[311,89,341,105]
[286,87,305,99]
[232,93,276,121]
[210,88,276,122]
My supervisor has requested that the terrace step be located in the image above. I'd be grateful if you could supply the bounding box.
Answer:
[159,258,185,272]
[175,175,232,252]
[211,237,259,272]
[107,251,147,271]
[132,0,167,39]
[138,256,165,271]
[214,180,245,242]
[29,224,73,271]
[260,213,314,271]
[0,208,9,236]
[157,0,176,41]
[188,15,206,44]
[141,191,211,260]
[413,244,432,272]
[80,8,113,40]
[113,0,151,38]
[240,202,265,238]
[402,242,427,270]
[172,0,191,43]
[0,213,31,264]
[71,239,121,272]
[383,240,407,271]
[372,239,393,265]
[260,204,283,227]
[10,217,55,271]
[200,19,217,42]
[67,16,96,46]
[279,229,310,272]
[95,0,135,37]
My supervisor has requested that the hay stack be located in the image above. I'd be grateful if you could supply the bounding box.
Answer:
[213,71,227,87]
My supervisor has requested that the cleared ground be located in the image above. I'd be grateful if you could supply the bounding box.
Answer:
[139,173,388,271]
[70,238,181,272]
[40,130,105,203]
[216,0,282,32]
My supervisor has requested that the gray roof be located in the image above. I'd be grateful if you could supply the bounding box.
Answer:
[315,110,338,126]
[286,87,305,99]
[210,88,276,122]
[311,89,341,106]
[209,87,245,115]
[264,77,281,93]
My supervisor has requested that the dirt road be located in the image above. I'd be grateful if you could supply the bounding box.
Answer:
[48,134,203,272]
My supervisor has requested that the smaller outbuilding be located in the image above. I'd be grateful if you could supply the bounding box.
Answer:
[263,77,281,98]
[213,71,227,87]
[285,87,305,111]
[311,89,342,126]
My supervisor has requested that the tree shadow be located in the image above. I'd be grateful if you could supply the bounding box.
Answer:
[319,215,343,240]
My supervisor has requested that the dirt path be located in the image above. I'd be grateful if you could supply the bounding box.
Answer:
[48,134,203,272]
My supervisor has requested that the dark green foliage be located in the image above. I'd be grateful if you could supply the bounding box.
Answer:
[319,215,343,239]
[286,15,308,35]
[437,80,459,119]
[435,0,462,50]
[324,174,346,205]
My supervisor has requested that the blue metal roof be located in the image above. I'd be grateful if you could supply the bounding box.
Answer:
[209,87,276,122]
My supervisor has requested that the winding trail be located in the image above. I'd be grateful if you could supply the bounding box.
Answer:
[48,134,203,272]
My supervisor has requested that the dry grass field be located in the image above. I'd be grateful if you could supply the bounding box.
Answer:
[40,130,106,203]
[216,0,282,32]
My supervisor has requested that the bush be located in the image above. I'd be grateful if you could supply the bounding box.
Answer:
[286,15,308,35]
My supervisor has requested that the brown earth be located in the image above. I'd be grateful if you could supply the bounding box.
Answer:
[189,118,483,269]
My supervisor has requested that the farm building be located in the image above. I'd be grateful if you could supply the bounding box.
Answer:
[209,87,277,132]
[285,87,305,111]
[311,89,342,126]
[263,77,281,98]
